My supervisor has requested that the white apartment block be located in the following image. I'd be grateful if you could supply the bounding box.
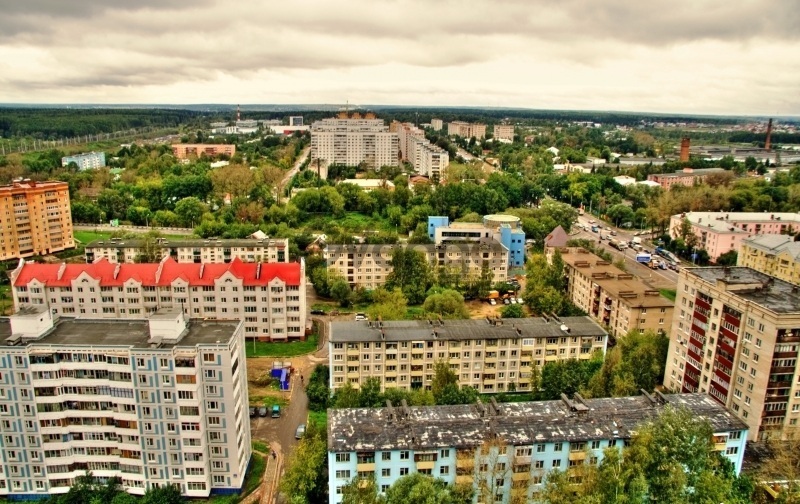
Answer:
[310,116,399,169]
[9,257,307,342]
[0,308,250,499]
[85,238,290,264]
[61,152,106,171]
[328,317,608,393]
[324,242,509,290]
[664,266,800,441]
[447,121,487,139]
[430,118,443,131]
[395,122,449,180]
[493,124,514,142]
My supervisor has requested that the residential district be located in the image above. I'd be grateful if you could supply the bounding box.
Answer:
[1,108,800,502]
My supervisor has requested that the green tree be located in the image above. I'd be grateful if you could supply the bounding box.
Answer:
[716,250,738,266]
[280,423,328,503]
[500,303,524,318]
[173,196,207,227]
[141,484,184,504]
[368,288,408,321]
[409,222,433,244]
[384,473,472,504]
[340,474,383,504]
[329,275,353,307]
[135,230,165,263]
[587,330,669,398]
[423,289,469,319]
[385,248,432,305]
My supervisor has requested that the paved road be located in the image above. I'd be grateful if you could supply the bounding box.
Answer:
[275,146,311,203]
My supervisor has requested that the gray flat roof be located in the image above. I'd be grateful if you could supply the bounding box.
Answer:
[330,317,606,343]
[686,266,800,314]
[328,393,747,452]
[25,318,239,349]
[0,319,10,340]
[86,238,286,249]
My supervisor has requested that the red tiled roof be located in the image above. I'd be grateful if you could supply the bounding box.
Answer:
[13,258,301,287]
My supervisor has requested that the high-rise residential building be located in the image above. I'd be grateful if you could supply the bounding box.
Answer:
[669,211,800,262]
[0,180,75,261]
[324,241,508,290]
[447,121,487,139]
[288,116,304,127]
[737,235,800,284]
[9,257,307,342]
[85,237,290,264]
[427,215,526,268]
[328,317,608,393]
[663,266,800,441]
[171,144,236,159]
[0,308,250,499]
[560,248,674,339]
[430,118,443,131]
[327,393,747,504]
[493,124,514,142]
[61,152,106,171]
[395,122,449,181]
[310,115,399,170]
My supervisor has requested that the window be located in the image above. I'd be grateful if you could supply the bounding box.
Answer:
[400,450,409,460]
[381,468,390,477]
[400,467,409,476]
[335,453,350,463]
[382,452,391,461]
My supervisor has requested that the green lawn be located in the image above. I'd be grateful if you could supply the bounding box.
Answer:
[659,289,677,302]
[252,440,270,454]
[241,452,266,497]
[308,410,328,429]
[246,333,319,358]
[73,230,112,244]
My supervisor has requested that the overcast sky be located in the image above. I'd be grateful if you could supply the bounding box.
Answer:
[1,0,798,115]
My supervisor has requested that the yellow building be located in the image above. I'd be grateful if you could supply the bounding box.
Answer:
[738,235,800,285]
[560,248,674,339]
[0,180,74,261]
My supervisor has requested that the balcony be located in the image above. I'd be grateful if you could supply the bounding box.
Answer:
[356,462,375,472]
[416,460,435,471]
[568,451,586,461]
[512,471,530,482]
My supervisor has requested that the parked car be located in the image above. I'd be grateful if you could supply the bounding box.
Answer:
[258,406,268,417]
[271,405,281,418]
[610,230,617,236]
[249,406,256,417]
[295,424,306,439]
[310,309,325,315]
[516,297,524,304]
[354,313,368,321]
[503,298,511,305]
[489,298,497,306]
[509,298,517,304]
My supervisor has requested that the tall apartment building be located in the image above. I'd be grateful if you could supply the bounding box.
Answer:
[324,241,509,290]
[669,211,800,261]
[663,266,800,441]
[310,115,399,169]
[737,235,800,284]
[394,122,449,181]
[447,121,487,139]
[428,215,526,268]
[328,317,608,393]
[85,238,290,264]
[171,144,236,159]
[61,152,106,171]
[647,167,726,190]
[327,393,747,504]
[0,308,250,499]
[9,257,307,342]
[430,118,443,131]
[561,249,674,339]
[493,124,514,142]
[0,180,75,261]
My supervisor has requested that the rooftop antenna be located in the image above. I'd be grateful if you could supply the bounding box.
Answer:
[236,104,241,122]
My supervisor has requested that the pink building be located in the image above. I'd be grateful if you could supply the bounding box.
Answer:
[669,211,800,261]
[648,167,726,190]
[171,143,236,159]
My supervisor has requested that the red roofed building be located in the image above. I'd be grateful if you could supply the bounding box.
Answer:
[9,257,307,341]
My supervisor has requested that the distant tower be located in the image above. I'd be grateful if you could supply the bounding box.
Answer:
[680,137,691,163]
[236,104,241,122]
[765,118,774,150]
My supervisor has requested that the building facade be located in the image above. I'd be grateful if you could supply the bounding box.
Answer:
[427,215,526,268]
[328,317,608,393]
[737,235,800,285]
[647,167,726,190]
[669,211,800,261]
[493,124,514,142]
[447,121,487,139]
[0,309,250,499]
[561,249,674,339]
[85,238,290,264]
[61,152,106,171]
[310,115,399,169]
[394,122,449,181]
[171,144,236,159]
[0,180,75,261]
[430,119,443,131]
[663,266,800,441]
[327,393,747,504]
[9,257,307,342]
[324,241,509,290]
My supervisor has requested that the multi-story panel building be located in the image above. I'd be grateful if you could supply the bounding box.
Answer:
[324,241,509,290]
[394,122,450,181]
[430,118,443,131]
[664,266,800,441]
[85,238,290,264]
[0,308,250,499]
[447,121,487,139]
[328,317,608,393]
[669,211,800,261]
[310,115,399,169]
[171,144,236,159]
[61,152,106,171]
[647,167,726,190]
[428,215,526,268]
[493,124,514,142]
[737,235,800,284]
[327,393,747,503]
[561,249,674,339]
[0,180,75,261]
[9,257,307,342]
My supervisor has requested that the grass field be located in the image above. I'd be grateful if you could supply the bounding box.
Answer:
[308,410,328,429]
[659,289,677,302]
[245,333,319,358]
[73,230,195,245]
